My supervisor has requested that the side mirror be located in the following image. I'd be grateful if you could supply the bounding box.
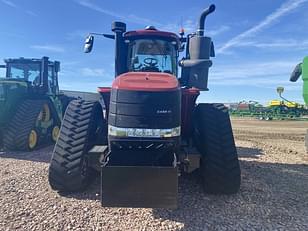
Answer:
[84,35,94,53]
[54,61,60,72]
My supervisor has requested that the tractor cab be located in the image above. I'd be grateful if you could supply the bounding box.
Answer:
[84,19,214,91]
[0,57,60,96]
[124,28,180,76]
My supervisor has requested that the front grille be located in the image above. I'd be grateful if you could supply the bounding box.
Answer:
[110,140,176,151]
[108,89,181,129]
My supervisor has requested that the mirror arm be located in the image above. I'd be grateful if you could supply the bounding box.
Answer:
[89,32,115,39]
[103,34,115,39]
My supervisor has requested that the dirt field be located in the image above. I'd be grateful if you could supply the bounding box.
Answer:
[1,118,308,231]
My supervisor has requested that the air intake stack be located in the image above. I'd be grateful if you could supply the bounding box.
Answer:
[112,21,127,76]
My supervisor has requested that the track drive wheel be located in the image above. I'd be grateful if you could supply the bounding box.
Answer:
[194,103,241,194]
[48,100,106,192]
[3,100,44,151]
[38,103,51,122]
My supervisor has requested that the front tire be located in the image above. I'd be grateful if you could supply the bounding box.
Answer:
[194,103,241,194]
[48,100,105,192]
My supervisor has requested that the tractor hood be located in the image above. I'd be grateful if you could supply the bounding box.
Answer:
[0,78,28,127]
[112,72,179,92]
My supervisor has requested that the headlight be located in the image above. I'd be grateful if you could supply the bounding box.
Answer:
[108,125,181,138]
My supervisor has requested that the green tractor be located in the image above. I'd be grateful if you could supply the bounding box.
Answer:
[0,57,72,151]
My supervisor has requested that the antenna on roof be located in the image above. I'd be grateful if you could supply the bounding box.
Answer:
[179,17,185,37]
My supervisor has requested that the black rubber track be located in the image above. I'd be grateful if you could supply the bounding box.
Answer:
[194,103,241,194]
[3,100,44,151]
[48,100,105,192]
[59,95,75,116]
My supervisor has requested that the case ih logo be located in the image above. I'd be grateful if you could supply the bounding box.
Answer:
[156,110,172,114]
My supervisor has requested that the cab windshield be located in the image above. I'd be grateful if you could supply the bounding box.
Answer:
[7,62,41,85]
[127,39,177,76]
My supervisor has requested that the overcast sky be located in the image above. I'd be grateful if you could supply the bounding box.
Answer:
[0,0,307,104]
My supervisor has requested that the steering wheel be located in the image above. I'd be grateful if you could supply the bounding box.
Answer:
[144,57,158,67]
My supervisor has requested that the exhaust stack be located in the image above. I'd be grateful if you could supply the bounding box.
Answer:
[197,4,216,36]
[180,4,216,90]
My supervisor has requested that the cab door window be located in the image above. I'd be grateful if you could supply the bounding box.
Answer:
[28,68,41,86]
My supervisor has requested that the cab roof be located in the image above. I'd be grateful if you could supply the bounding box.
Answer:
[4,57,57,65]
[124,27,181,46]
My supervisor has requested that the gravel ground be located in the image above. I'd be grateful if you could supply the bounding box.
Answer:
[1,118,308,231]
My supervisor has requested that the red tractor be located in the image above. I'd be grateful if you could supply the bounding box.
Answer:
[48,4,241,208]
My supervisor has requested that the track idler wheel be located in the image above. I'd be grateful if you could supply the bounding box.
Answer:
[51,125,60,143]
[28,129,38,150]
